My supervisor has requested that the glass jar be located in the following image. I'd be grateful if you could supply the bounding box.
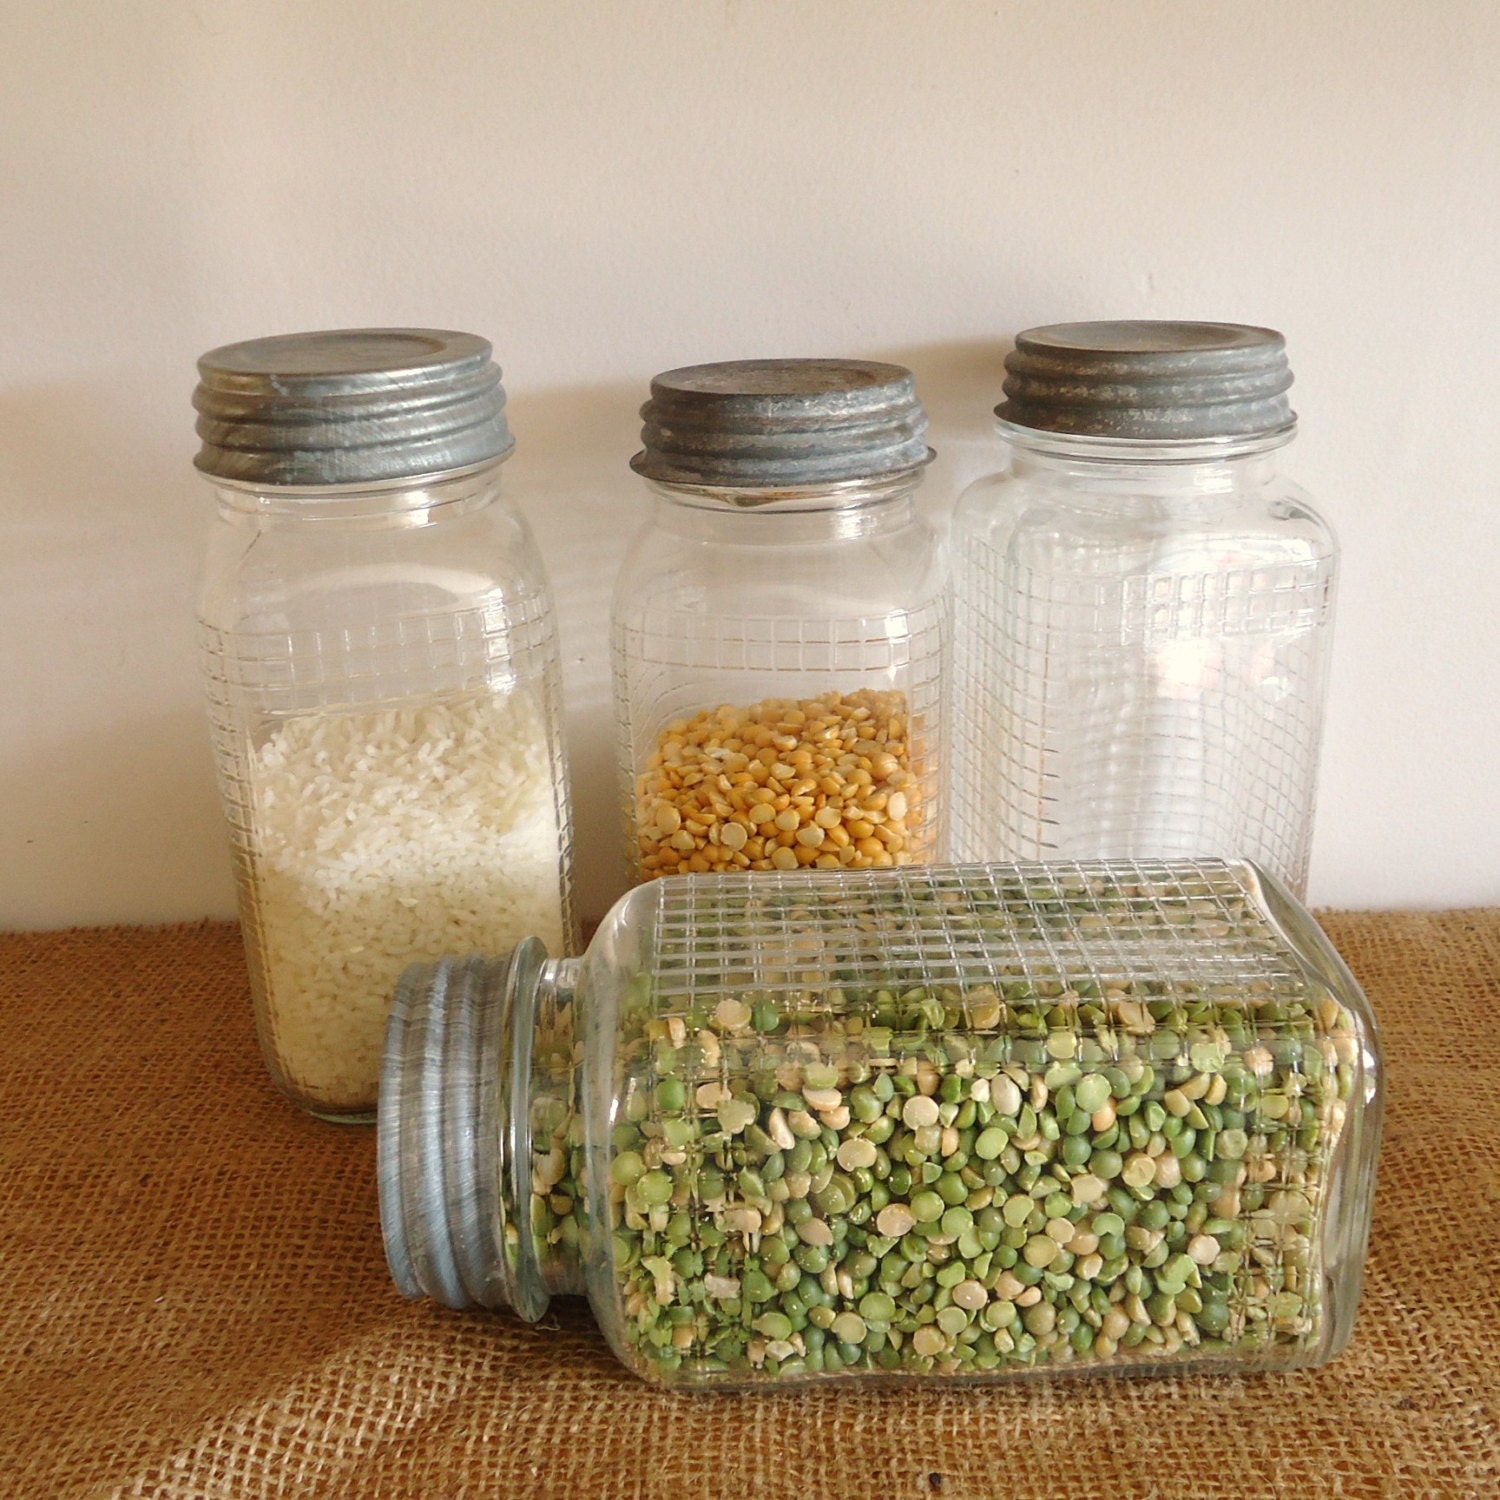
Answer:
[379,858,1381,1390]
[611,359,948,886]
[194,328,577,1121]
[949,322,1337,897]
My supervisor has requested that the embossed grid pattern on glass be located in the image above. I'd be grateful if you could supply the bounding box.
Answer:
[199,594,567,886]
[200,585,578,1107]
[202,592,556,713]
[950,540,1334,895]
[630,860,1342,1368]
[644,860,1302,1001]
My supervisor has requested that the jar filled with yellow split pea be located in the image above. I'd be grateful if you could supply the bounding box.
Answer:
[610,359,950,885]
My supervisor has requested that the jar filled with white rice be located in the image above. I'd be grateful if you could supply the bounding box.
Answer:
[194,328,577,1120]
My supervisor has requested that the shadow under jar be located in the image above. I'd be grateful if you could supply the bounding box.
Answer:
[611,359,950,887]
[194,329,577,1121]
[379,858,1381,1389]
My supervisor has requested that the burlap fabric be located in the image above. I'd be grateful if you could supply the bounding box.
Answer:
[2,911,1498,1499]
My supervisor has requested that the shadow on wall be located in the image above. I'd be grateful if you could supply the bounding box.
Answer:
[3,706,233,929]
[0,377,229,929]
[886,335,1015,509]
[502,377,644,924]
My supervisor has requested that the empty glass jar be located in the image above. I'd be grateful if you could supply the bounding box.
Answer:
[195,328,577,1121]
[611,359,949,886]
[379,859,1381,1389]
[949,322,1337,896]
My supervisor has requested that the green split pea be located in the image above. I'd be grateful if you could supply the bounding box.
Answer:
[578,885,1362,1384]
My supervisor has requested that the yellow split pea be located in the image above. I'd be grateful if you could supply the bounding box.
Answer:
[633,689,925,880]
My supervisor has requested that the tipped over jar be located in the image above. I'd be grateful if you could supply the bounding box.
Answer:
[379,859,1381,1389]
[194,329,577,1120]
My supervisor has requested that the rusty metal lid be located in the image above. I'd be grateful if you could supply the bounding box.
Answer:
[193,328,514,485]
[997,321,1295,441]
[631,358,933,489]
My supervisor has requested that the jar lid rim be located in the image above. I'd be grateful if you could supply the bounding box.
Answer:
[998,320,1295,441]
[633,356,932,487]
[193,327,514,485]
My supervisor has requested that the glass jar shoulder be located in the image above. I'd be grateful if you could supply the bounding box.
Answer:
[612,509,948,624]
[952,466,1335,572]
[199,483,553,634]
[567,882,667,1379]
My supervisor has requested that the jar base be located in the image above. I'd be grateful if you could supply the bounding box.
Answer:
[302,1105,377,1126]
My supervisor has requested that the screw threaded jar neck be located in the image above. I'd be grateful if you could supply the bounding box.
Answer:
[193,327,515,486]
[378,941,581,1318]
[631,358,933,490]
[997,321,1296,443]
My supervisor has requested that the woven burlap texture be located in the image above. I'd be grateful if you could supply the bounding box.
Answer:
[2,911,1498,1499]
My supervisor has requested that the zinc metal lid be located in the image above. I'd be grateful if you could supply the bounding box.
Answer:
[631,358,933,489]
[193,328,514,485]
[997,321,1295,441]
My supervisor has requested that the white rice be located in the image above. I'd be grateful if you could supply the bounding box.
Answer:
[243,686,566,1112]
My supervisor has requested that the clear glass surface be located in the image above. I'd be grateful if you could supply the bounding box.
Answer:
[949,429,1336,896]
[383,859,1381,1391]
[610,473,949,885]
[198,463,577,1119]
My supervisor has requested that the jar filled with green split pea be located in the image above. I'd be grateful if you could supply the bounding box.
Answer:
[378,859,1381,1389]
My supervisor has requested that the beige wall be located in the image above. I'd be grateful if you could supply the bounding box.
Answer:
[2,0,1497,925]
